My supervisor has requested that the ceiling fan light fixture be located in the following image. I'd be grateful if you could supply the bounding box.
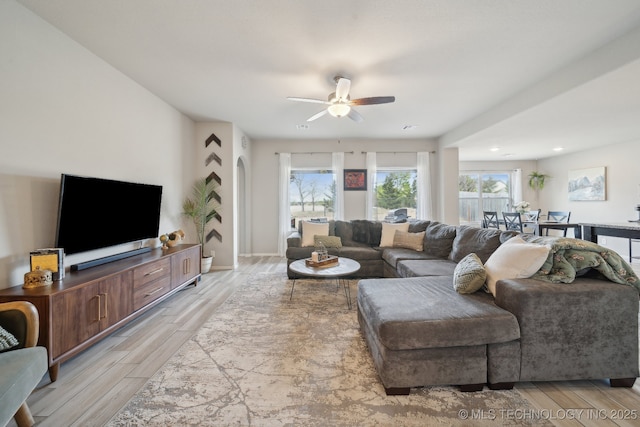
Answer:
[328,103,351,118]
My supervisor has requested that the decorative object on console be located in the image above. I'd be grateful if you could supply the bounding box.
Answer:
[23,267,53,289]
[30,248,64,280]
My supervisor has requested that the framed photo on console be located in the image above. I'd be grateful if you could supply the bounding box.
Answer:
[344,169,367,191]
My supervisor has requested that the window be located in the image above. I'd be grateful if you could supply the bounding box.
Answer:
[459,171,512,225]
[289,169,335,228]
[372,169,417,221]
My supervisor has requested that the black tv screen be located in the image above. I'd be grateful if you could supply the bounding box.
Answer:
[55,174,163,255]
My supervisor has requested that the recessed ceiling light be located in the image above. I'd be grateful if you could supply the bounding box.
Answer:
[296,124,309,130]
[553,147,564,151]
[502,153,514,158]
[490,147,500,152]
[402,125,418,130]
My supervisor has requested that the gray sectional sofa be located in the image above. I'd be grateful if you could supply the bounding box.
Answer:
[286,219,640,395]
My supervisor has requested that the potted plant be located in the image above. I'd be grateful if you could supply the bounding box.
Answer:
[182,178,219,273]
[528,171,550,190]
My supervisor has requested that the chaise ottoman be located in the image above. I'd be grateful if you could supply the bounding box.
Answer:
[357,276,521,395]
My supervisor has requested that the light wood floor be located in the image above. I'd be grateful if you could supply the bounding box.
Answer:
[11,257,640,427]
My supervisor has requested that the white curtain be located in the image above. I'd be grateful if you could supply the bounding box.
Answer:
[332,152,345,220]
[365,152,377,220]
[417,151,433,220]
[278,153,291,256]
[512,168,523,209]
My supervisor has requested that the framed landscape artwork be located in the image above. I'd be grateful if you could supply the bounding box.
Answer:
[568,166,606,201]
[344,169,367,191]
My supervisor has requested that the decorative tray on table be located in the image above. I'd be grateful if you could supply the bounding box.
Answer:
[305,255,339,268]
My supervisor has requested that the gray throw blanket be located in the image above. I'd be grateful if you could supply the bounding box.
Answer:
[522,236,640,293]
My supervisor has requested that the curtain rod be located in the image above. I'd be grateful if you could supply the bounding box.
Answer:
[361,150,436,154]
[274,151,355,155]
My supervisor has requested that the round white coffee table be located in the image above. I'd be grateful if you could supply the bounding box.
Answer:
[288,257,361,309]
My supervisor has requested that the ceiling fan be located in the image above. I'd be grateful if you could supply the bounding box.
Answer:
[287,76,395,123]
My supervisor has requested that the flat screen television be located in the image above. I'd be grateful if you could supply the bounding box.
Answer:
[55,174,163,256]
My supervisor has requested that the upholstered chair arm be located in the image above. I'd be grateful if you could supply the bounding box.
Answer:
[0,301,40,349]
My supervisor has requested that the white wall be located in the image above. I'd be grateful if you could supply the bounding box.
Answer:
[537,139,640,258]
[0,1,196,289]
[250,138,438,255]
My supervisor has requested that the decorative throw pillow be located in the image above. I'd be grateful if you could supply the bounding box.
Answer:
[379,222,410,247]
[484,236,551,296]
[314,235,342,248]
[301,221,329,247]
[0,326,19,351]
[453,253,486,294]
[393,231,425,251]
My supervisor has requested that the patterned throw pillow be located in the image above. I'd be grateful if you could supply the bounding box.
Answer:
[0,326,19,351]
[314,235,342,248]
[393,231,425,251]
[453,253,486,294]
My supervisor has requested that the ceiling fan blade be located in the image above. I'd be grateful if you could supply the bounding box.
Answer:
[335,78,351,101]
[287,97,330,105]
[347,108,364,123]
[350,96,395,106]
[307,109,328,122]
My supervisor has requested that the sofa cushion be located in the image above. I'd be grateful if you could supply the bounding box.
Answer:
[381,248,434,269]
[357,276,520,351]
[338,246,383,261]
[334,220,353,243]
[351,220,382,246]
[396,259,457,278]
[393,231,425,251]
[450,225,503,263]
[301,221,329,247]
[484,236,550,296]
[423,222,457,258]
[407,219,431,233]
[453,253,486,294]
[380,222,410,247]
[314,235,342,248]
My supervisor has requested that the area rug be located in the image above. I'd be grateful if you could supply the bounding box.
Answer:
[107,272,551,426]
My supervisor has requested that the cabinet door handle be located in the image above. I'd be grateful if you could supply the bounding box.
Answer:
[183,258,190,275]
[144,268,164,277]
[145,287,163,297]
[100,293,108,320]
[95,294,101,322]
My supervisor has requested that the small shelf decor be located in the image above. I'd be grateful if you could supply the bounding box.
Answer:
[305,241,339,268]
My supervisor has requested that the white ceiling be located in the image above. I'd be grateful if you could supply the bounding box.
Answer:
[17,0,640,161]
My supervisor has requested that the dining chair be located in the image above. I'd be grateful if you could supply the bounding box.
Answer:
[545,211,571,236]
[502,212,523,232]
[524,209,541,222]
[482,211,500,229]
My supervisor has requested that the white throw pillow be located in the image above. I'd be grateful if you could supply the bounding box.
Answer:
[379,222,410,247]
[301,221,329,247]
[484,236,550,296]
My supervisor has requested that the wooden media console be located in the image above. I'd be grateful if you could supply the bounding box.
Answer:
[0,244,201,381]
